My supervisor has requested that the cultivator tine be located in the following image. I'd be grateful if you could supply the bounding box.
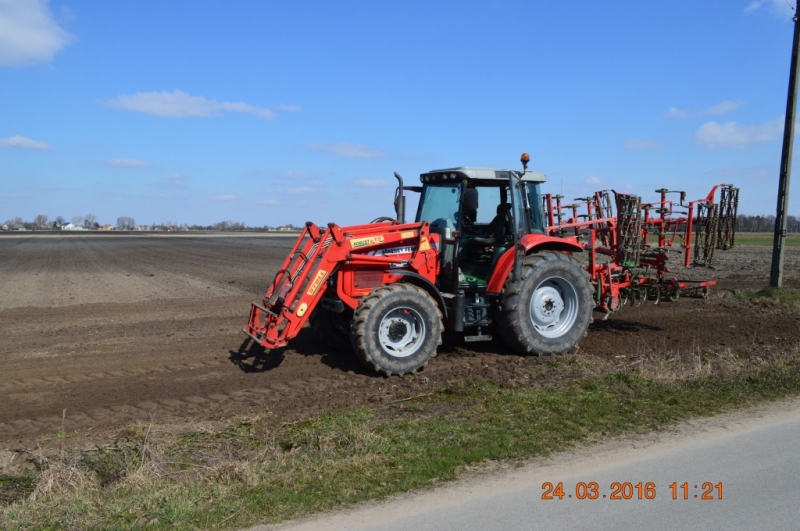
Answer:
[615,194,643,268]
[595,191,614,221]
[717,185,739,250]
[693,202,719,266]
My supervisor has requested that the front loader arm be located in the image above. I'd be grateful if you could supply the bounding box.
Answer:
[243,220,434,350]
[243,222,348,348]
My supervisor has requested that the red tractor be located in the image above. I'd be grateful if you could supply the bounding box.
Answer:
[243,154,737,375]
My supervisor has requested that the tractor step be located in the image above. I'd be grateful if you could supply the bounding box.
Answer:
[464,333,492,342]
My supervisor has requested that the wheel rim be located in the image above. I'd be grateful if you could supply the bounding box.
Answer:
[378,307,425,358]
[529,276,579,338]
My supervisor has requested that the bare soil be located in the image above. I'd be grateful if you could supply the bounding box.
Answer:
[0,233,798,452]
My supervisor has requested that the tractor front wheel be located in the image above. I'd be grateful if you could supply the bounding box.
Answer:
[351,283,443,376]
[497,251,593,355]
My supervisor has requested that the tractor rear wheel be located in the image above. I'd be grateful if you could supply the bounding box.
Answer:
[496,251,593,355]
[350,283,443,376]
[310,307,354,352]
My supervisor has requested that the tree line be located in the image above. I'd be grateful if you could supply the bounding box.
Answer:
[2,214,137,231]
[1,214,288,232]
[734,214,800,232]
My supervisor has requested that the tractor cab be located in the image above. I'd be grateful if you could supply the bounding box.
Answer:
[415,166,547,291]
[413,164,547,336]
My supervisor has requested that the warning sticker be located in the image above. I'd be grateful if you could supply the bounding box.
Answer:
[306,269,328,296]
[350,235,385,249]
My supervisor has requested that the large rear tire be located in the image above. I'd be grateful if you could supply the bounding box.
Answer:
[310,307,354,352]
[496,251,593,355]
[351,283,443,376]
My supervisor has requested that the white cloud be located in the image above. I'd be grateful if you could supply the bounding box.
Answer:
[666,100,743,119]
[105,158,152,168]
[622,139,666,150]
[694,117,783,149]
[585,176,602,185]
[307,142,385,158]
[352,178,389,187]
[702,100,744,116]
[218,101,275,119]
[0,134,51,150]
[275,104,302,113]
[744,1,764,13]
[666,106,689,119]
[104,90,276,120]
[744,0,794,17]
[0,0,74,66]
[213,195,238,201]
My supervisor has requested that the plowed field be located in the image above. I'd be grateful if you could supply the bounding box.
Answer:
[0,233,798,450]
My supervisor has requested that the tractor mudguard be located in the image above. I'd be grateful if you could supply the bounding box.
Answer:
[386,270,448,317]
[485,234,584,294]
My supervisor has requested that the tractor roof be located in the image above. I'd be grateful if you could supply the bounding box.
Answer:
[420,167,546,185]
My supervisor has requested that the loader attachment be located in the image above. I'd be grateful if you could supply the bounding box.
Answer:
[243,222,345,349]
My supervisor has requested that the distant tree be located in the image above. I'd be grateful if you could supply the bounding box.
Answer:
[116,216,136,230]
[34,214,48,229]
[84,214,97,229]
[5,217,25,230]
[211,220,248,231]
[54,215,66,226]
[71,215,84,227]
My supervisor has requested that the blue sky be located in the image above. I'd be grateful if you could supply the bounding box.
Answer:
[1,0,798,227]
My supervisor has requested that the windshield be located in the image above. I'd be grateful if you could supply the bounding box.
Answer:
[416,184,462,229]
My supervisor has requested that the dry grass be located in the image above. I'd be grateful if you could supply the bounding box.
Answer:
[29,463,97,502]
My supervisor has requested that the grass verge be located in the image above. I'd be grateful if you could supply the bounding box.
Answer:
[2,292,800,530]
[730,232,800,246]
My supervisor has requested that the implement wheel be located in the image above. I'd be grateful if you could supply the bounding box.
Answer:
[496,251,593,355]
[351,283,442,376]
[310,307,354,352]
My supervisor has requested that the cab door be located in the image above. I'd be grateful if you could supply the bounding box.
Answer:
[415,183,462,291]
[508,175,529,282]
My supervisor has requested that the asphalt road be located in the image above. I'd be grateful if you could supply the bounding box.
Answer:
[255,399,800,531]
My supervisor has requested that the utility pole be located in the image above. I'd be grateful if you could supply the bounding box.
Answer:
[771,0,800,287]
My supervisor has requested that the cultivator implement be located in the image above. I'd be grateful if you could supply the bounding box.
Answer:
[542,183,739,314]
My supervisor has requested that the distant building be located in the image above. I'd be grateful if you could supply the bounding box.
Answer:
[61,223,87,231]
